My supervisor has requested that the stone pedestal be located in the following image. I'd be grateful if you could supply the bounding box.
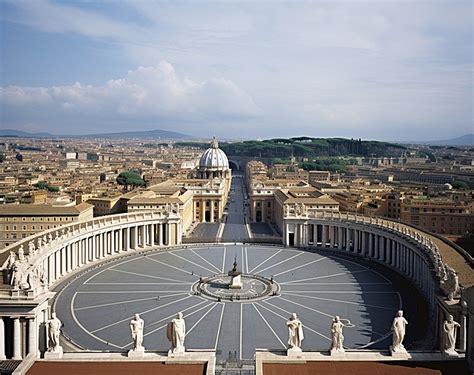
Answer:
[287,347,302,356]
[44,347,63,359]
[230,274,242,289]
[168,347,185,356]
[330,348,345,357]
[127,347,145,358]
[443,349,459,358]
[390,346,408,358]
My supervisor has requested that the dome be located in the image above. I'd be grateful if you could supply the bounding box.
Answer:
[199,137,229,170]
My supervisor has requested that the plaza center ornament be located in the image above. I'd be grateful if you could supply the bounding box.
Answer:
[228,256,242,289]
[193,258,280,302]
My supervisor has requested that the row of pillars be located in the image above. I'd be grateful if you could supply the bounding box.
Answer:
[286,222,436,315]
[0,315,40,360]
[42,222,179,286]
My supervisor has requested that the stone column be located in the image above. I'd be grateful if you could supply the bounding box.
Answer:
[313,224,318,245]
[148,224,152,245]
[374,235,379,260]
[0,317,5,360]
[321,225,327,247]
[140,225,146,248]
[361,231,366,256]
[110,230,115,254]
[329,225,335,248]
[159,224,164,246]
[368,233,373,258]
[210,201,215,223]
[459,301,467,352]
[55,250,61,280]
[151,224,156,246]
[345,227,351,252]
[27,317,38,357]
[125,227,131,251]
[353,230,359,254]
[12,317,21,360]
[133,226,138,249]
[62,247,67,274]
[378,236,384,262]
[118,228,123,252]
[338,226,343,250]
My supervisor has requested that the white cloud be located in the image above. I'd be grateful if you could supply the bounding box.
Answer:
[1,61,261,133]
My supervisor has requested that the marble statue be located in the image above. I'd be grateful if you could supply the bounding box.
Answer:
[168,312,186,354]
[440,262,460,301]
[330,316,345,354]
[28,241,36,254]
[18,246,25,262]
[286,313,304,352]
[47,313,63,353]
[130,314,145,351]
[6,251,16,269]
[27,264,45,290]
[391,310,408,354]
[10,257,28,290]
[443,315,460,355]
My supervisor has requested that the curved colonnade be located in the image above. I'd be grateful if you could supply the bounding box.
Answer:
[0,210,181,360]
[0,211,466,360]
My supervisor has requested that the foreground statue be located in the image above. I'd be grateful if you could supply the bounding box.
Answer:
[129,314,145,354]
[443,315,460,356]
[390,310,408,354]
[167,312,186,354]
[330,316,345,354]
[46,313,63,357]
[286,313,304,353]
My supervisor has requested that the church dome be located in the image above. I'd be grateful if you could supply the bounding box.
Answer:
[199,137,229,170]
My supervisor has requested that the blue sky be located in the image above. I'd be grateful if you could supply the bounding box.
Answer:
[0,0,472,140]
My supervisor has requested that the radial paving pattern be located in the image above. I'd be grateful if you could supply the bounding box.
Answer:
[55,244,402,361]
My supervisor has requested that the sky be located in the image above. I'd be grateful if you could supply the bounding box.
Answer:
[0,0,472,141]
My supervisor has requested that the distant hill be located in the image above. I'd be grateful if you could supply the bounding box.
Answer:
[82,129,193,140]
[424,134,473,146]
[0,128,193,140]
[0,129,55,138]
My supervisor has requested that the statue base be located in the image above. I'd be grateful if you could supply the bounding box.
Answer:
[330,348,345,357]
[128,347,145,358]
[168,347,185,356]
[443,349,459,358]
[390,346,408,358]
[287,347,302,356]
[230,275,242,289]
[44,347,63,359]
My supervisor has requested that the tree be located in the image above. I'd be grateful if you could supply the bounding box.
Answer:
[452,180,469,190]
[34,181,59,192]
[117,171,145,191]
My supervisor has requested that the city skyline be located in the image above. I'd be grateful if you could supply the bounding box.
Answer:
[1,1,473,141]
